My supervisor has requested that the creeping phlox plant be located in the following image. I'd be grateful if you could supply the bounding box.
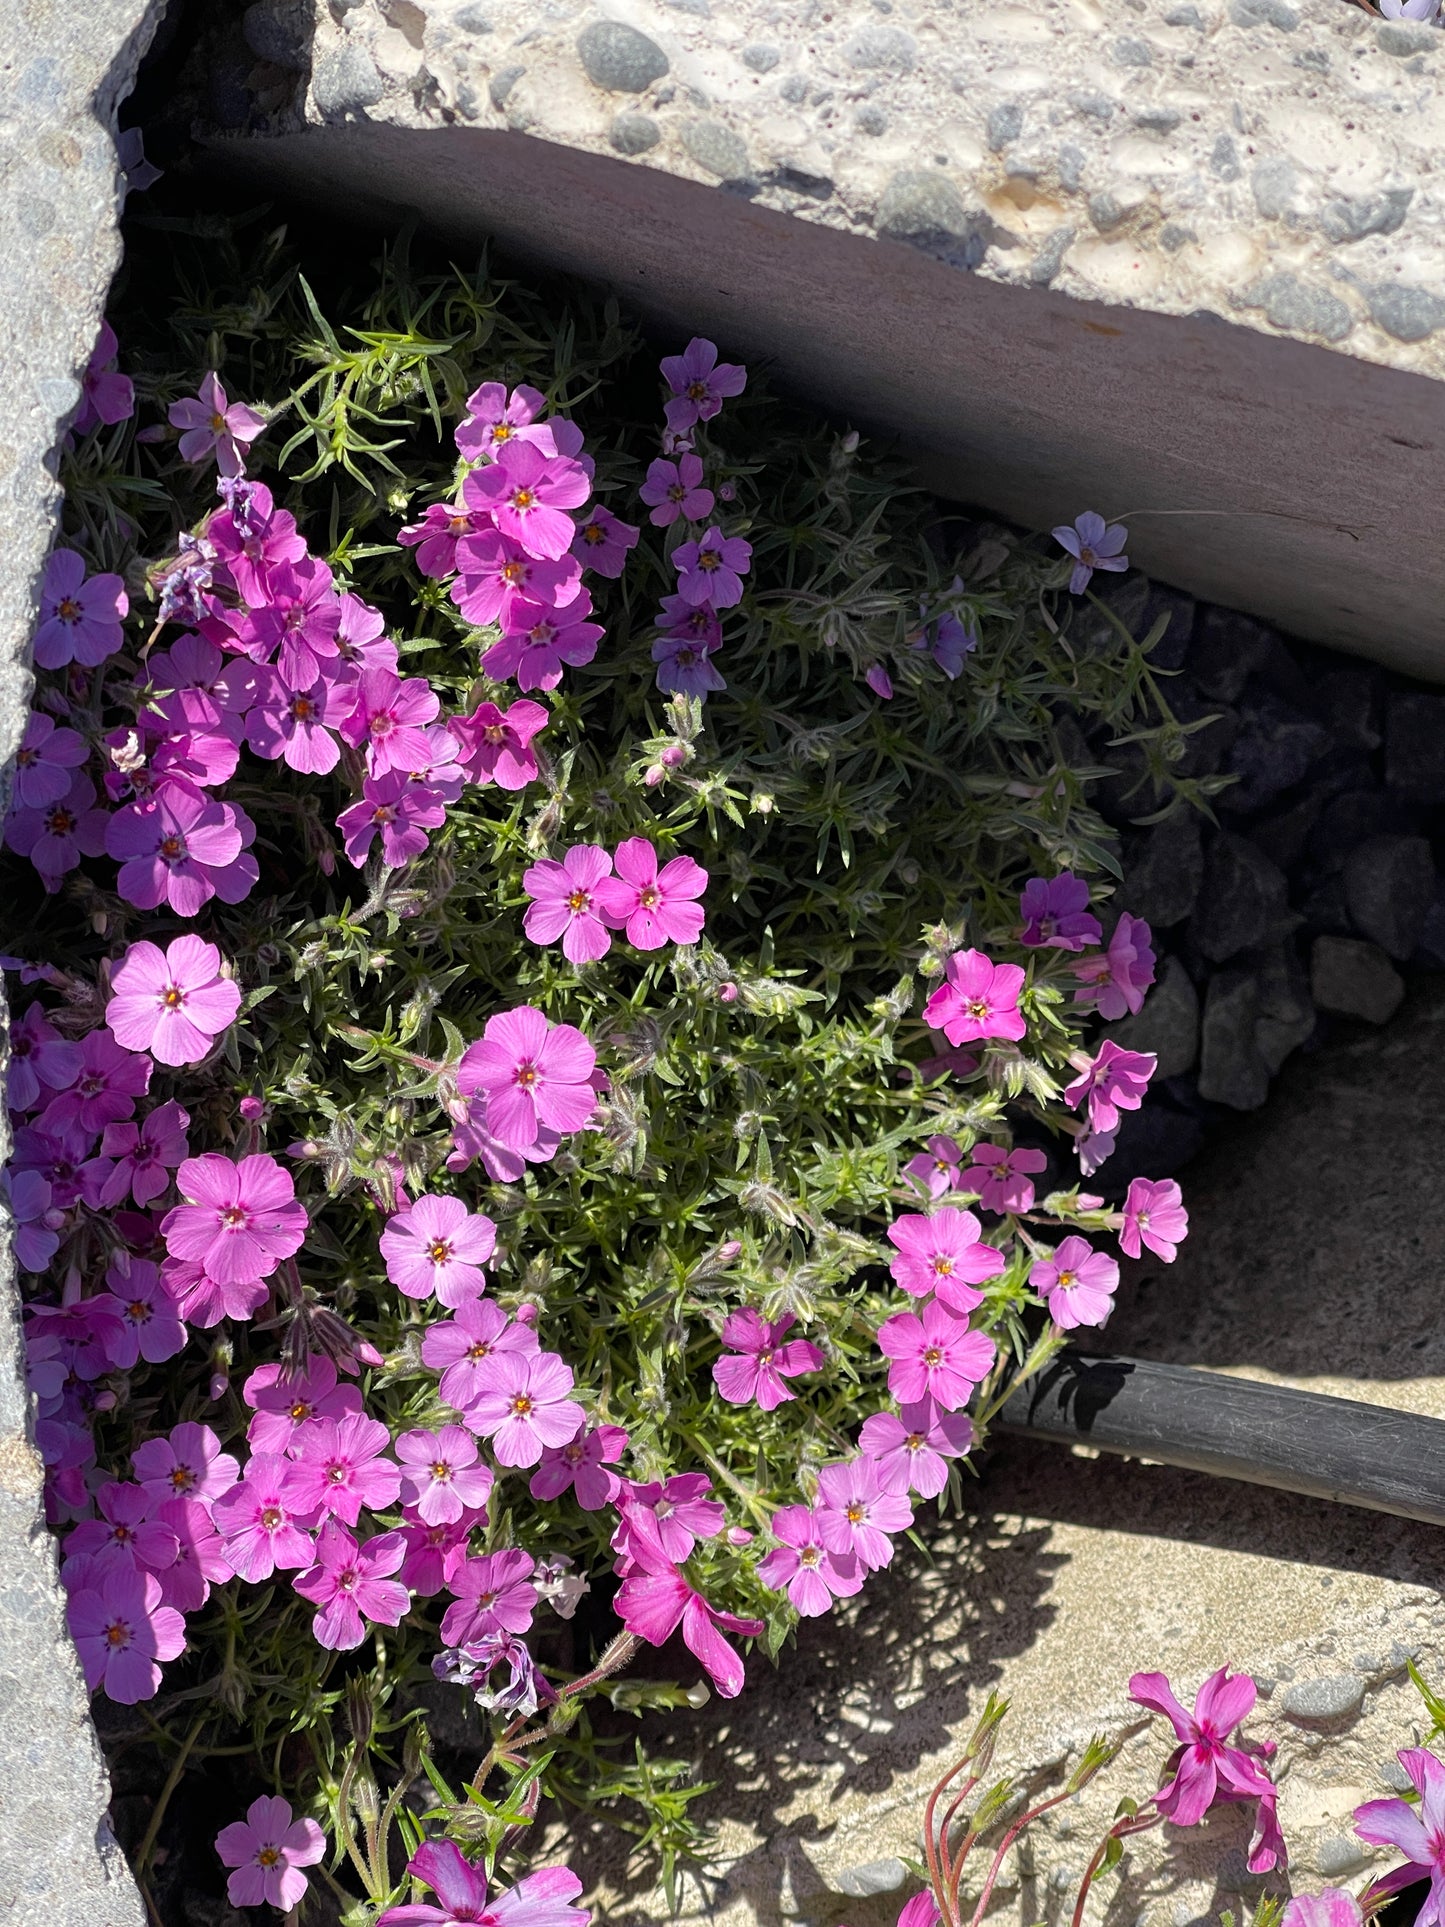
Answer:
[4,219,1212,1916]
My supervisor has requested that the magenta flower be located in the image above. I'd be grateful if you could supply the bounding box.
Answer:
[924,949,1027,1048]
[817,1456,914,1571]
[1120,1176,1189,1263]
[162,1153,306,1287]
[399,501,478,580]
[660,337,748,431]
[452,696,549,790]
[107,935,241,1067]
[168,373,265,478]
[107,784,258,915]
[572,504,639,576]
[529,1422,629,1510]
[523,843,619,963]
[5,771,109,888]
[1064,1039,1157,1136]
[640,453,715,527]
[215,1797,326,1911]
[395,1425,495,1525]
[1073,911,1156,1020]
[876,1300,996,1412]
[673,526,751,608]
[1054,511,1129,595]
[132,1420,239,1506]
[463,1348,585,1467]
[379,1194,497,1307]
[337,667,440,776]
[616,1475,725,1567]
[452,528,580,626]
[66,1566,184,1703]
[375,1841,590,1927]
[614,1507,762,1698]
[282,1412,402,1525]
[465,439,591,560]
[34,549,128,669]
[1357,1748,1445,1917]
[859,1399,973,1499]
[902,1134,965,1201]
[5,1001,81,1112]
[338,769,448,870]
[1129,1668,1282,1869]
[397,1512,475,1596]
[758,1504,864,1617]
[42,1027,151,1136]
[421,1297,539,1411]
[963,1143,1048,1215]
[886,1208,1005,1312]
[167,1258,267,1330]
[480,591,605,691]
[712,1308,824,1412]
[293,1520,410,1650]
[653,629,727,698]
[73,319,134,435]
[1019,873,1102,951]
[12,711,88,810]
[211,1454,318,1581]
[865,663,895,701]
[100,1256,187,1367]
[454,378,552,462]
[457,1005,597,1151]
[440,1547,538,1645]
[1281,1899,1362,1927]
[594,837,707,950]
[244,668,342,774]
[243,1354,364,1455]
[155,1496,230,1613]
[63,1478,179,1575]
[1030,1235,1119,1330]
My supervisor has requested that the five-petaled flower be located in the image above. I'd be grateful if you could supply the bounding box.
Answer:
[712,1309,824,1411]
[214,1795,326,1911]
[107,935,241,1067]
[924,949,1027,1048]
[1053,511,1129,595]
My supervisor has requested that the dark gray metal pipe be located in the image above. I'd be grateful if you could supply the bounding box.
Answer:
[993,1352,1445,1529]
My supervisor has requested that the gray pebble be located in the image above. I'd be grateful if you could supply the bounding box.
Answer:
[1230,0,1299,25]
[1111,34,1154,62]
[1343,834,1435,958]
[312,45,384,115]
[1281,1674,1367,1721]
[1294,45,1330,67]
[1194,834,1291,964]
[1133,104,1182,131]
[878,171,981,256]
[1368,283,1445,343]
[742,42,781,71]
[609,111,660,154]
[1321,187,1413,243]
[1029,224,1076,286]
[1251,155,1299,219]
[454,4,494,29]
[1165,4,1204,22]
[1310,938,1404,1025]
[1377,19,1438,52]
[1199,969,1271,1110]
[1315,1837,1375,1878]
[1088,191,1131,232]
[779,71,809,102]
[577,20,670,93]
[846,24,917,69]
[681,118,751,181]
[1382,1758,1416,1792]
[1210,133,1241,180]
[1161,222,1197,251]
[832,1859,909,1899]
[489,65,525,109]
[1071,90,1118,120]
[853,104,889,135]
[242,1,310,70]
[1241,273,1352,342]
[987,102,1023,150]
[1057,142,1086,189]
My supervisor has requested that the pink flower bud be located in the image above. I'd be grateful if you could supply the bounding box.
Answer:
[659,744,686,768]
[238,1095,268,1122]
[718,982,739,1004]
[726,1525,754,1545]
[644,764,666,787]
[718,481,736,502]
[208,1372,229,1401]
[515,1302,540,1327]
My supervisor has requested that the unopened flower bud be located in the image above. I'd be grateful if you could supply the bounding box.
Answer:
[718,981,739,1004]
[238,1095,269,1123]
[208,1372,229,1401]
[660,744,686,768]
[719,481,737,502]
[726,1525,754,1546]
[686,1680,711,1708]
[644,764,666,787]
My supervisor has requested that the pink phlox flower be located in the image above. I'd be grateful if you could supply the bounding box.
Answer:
[398,1509,478,1597]
[396,1424,495,1525]
[154,1495,230,1613]
[1076,1126,1117,1175]
[1030,1234,1119,1331]
[453,696,549,790]
[1073,912,1156,1020]
[169,373,266,478]
[572,504,639,577]
[243,1354,364,1455]
[865,663,895,701]
[337,667,441,777]
[924,948,1027,1048]
[911,590,976,678]
[40,1027,151,1137]
[208,479,305,605]
[660,337,748,431]
[34,548,128,669]
[1281,1897,1363,1927]
[454,379,553,463]
[858,1398,974,1499]
[529,1421,629,1509]
[106,782,258,915]
[1019,873,1102,951]
[757,1503,864,1617]
[244,665,343,774]
[886,1207,1004,1312]
[168,1255,268,1329]
[1356,1747,1445,1913]
[107,934,241,1068]
[712,1308,824,1411]
[25,1298,124,1382]
[462,1347,584,1468]
[653,628,727,697]
[614,1506,761,1700]
[247,555,342,689]
[12,711,89,810]
[963,1142,1048,1216]
[133,1419,239,1507]
[656,593,723,652]
[457,1005,597,1151]
[162,1152,306,1287]
[380,1193,497,1307]
[294,1519,410,1650]
[441,1547,538,1645]
[1064,1039,1156,1136]
[876,1299,996,1412]
[593,836,707,950]
[338,768,447,870]
[480,590,604,692]
[282,1411,402,1525]
[6,1167,61,1272]
[902,1134,965,1202]
[5,1000,82,1112]
[641,453,716,527]
[451,527,581,627]
[465,439,591,561]
[1129,1668,1282,1868]
[1120,1176,1189,1263]
[446,1103,561,1180]
[11,1113,110,1213]
[64,1478,179,1577]
[523,843,619,964]
[1053,511,1129,595]
[422,1297,540,1411]
[616,1473,725,1567]
[211,1452,319,1581]
[399,499,476,580]
[215,1796,326,1911]
[74,319,135,434]
[5,770,109,888]
[816,1456,914,1570]
[376,1841,590,1927]
[333,590,397,680]
[66,1565,185,1704]
[99,1253,187,1367]
[672,525,751,609]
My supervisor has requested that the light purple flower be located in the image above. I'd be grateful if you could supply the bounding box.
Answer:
[107,935,241,1068]
[214,1796,325,1911]
[100,1254,188,1367]
[169,373,266,478]
[154,1496,229,1613]
[660,336,747,432]
[11,712,88,810]
[462,1349,585,1467]
[242,1354,363,1456]
[421,1297,539,1411]
[379,1194,497,1306]
[1357,1748,1445,1918]
[451,528,581,626]
[529,1422,629,1510]
[73,319,135,435]
[5,1167,61,1272]
[1019,873,1102,951]
[5,771,109,889]
[886,1207,1004,1312]
[5,1001,81,1113]
[244,668,342,774]
[211,1455,319,1580]
[34,549,128,669]
[1120,1176,1189,1262]
[395,1425,495,1526]
[817,1456,914,1570]
[1053,511,1129,595]
[106,783,258,915]
[63,1478,178,1576]
[712,1309,824,1411]
[440,1547,538,1646]
[294,1519,410,1650]
[640,453,715,527]
[1073,911,1156,1020]
[757,1504,863,1617]
[337,667,440,777]
[523,843,619,963]
[399,501,479,580]
[865,664,895,702]
[338,769,448,870]
[132,1420,239,1507]
[653,628,726,697]
[902,1134,966,1201]
[572,504,640,577]
[101,1101,189,1213]
[1030,1234,1119,1330]
[66,1566,184,1703]
[859,1399,974,1499]
[452,696,549,790]
[616,1475,725,1566]
[41,1027,151,1136]
[673,525,752,608]
[594,836,707,949]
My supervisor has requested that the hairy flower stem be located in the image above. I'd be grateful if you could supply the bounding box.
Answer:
[469,1633,644,1794]
[1070,1806,1161,1927]
[963,1786,1088,1927]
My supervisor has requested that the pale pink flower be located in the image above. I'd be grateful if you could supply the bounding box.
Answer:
[963,1143,1048,1215]
[34,549,128,668]
[1120,1177,1189,1262]
[440,1547,537,1645]
[816,1456,913,1570]
[396,1510,476,1596]
[594,837,707,949]
[462,1349,584,1467]
[1019,873,1101,951]
[454,379,552,463]
[107,934,241,1067]
[757,1504,863,1617]
[294,1520,410,1650]
[1030,1235,1119,1330]
[886,1208,1004,1313]
[1064,1039,1156,1136]
[1282,1897,1362,1927]
[211,1454,317,1581]
[379,1193,497,1306]
[421,1297,539,1411]
[902,1134,965,1201]
[456,1005,597,1150]
[1073,912,1155,1020]
[523,844,618,963]
[66,1566,184,1703]
[169,373,265,478]
[529,1422,629,1510]
[162,1152,306,1287]
[876,1300,996,1412]
[282,1412,402,1525]
[712,1309,824,1411]
[858,1399,973,1499]
[132,1420,239,1506]
[924,949,1027,1047]
[1357,1750,1445,1915]
[395,1424,494,1525]
[465,439,591,560]
[215,1796,325,1910]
